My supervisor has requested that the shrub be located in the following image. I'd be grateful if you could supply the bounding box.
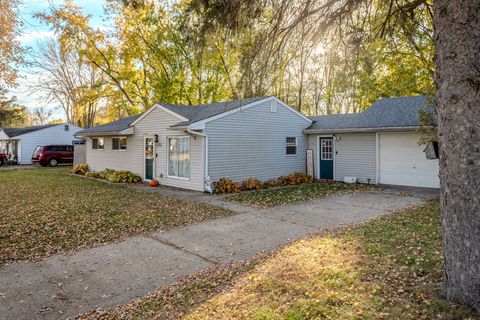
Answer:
[213,178,240,194]
[263,179,277,188]
[107,170,142,183]
[99,168,115,180]
[276,175,290,186]
[71,164,89,175]
[85,171,102,179]
[88,168,142,183]
[241,178,263,191]
[288,171,315,185]
[275,172,314,186]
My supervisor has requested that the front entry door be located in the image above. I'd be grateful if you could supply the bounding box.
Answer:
[144,137,155,180]
[319,137,334,179]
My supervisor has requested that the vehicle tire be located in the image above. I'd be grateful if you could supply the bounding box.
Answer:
[0,159,3,166]
[49,158,58,167]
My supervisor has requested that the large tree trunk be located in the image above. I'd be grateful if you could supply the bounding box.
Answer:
[434,0,480,312]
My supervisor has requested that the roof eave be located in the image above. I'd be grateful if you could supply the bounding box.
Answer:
[168,125,188,130]
[303,126,419,134]
[75,127,135,138]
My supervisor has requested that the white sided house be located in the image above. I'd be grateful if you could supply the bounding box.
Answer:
[75,97,312,191]
[0,124,82,164]
[76,95,439,191]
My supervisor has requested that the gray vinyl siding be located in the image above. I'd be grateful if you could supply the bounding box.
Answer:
[86,107,205,191]
[309,133,377,183]
[334,133,376,183]
[205,101,311,182]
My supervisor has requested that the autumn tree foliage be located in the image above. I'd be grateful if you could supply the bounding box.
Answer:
[191,0,480,313]
[0,0,27,125]
[34,0,434,124]
[0,0,23,96]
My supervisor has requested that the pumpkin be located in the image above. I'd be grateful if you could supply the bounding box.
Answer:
[149,179,159,187]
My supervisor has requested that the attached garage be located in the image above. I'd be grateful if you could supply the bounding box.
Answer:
[305,95,439,189]
[378,132,439,188]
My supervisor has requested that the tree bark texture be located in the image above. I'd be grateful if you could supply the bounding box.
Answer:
[434,0,480,312]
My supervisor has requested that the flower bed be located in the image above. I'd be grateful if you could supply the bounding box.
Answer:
[213,172,315,194]
[72,164,142,183]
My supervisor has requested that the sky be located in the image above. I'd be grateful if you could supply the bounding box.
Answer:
[11,0,107,120]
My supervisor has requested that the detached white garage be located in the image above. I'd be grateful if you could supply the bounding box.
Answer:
[378,132,439,188]
[0,124,83,164]
[305,95,440,189]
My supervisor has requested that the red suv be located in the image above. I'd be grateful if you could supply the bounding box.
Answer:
[32,145,74,167]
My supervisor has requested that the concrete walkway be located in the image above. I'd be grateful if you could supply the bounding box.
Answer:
[0,191,427,320]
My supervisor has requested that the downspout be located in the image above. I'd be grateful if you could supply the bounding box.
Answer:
[187,128,208,190]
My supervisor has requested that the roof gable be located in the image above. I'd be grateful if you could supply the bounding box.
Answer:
[163,97,269,127]
[76,96,311,135]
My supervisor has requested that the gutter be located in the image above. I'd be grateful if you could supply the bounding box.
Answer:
[187,128,209,191]
[303,126,419,134]
[74,128,135,139]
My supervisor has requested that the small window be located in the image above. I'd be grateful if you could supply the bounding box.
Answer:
[64,125,69,131]
[112,137,127,150]
[321,139,333,160]
[270,100,277,113]
[286,137,297,155]
[92,137,104,150]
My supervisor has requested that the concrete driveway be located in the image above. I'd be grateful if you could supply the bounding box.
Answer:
[0,191,428,319]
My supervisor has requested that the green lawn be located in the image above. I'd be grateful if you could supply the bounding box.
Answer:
[227,182,372,208]
[80,201,478,320]
[0,167,232,265]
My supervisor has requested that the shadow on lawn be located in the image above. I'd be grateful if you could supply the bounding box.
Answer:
[79,201,478,320]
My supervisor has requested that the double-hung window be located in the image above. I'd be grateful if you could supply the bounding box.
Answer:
[286,137,297,155]
[168,137,190,179]
[92,137,104,150]
[112,136,127,150]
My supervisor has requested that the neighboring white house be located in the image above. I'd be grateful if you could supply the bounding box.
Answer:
[0,124,83,164]
[75,95,439,191]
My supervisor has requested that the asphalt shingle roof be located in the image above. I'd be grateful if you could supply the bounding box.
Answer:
[306,95,433,131]
[1,124,57,137]
[75,114,143,136]
[76,97,269,135]
[164,97,268,127]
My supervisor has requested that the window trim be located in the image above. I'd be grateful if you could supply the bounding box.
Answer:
[320,138,333,160]
[166,136,191,180]
[112,136,128,151]
[91,137,104,150]
[316,135,335,180]
[286,136,297,155]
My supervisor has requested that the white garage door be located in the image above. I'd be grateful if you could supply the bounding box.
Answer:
[379,132,439,188]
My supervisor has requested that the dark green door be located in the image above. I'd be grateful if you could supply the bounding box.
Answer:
[319,137,334,179]
[145,137,154,180]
